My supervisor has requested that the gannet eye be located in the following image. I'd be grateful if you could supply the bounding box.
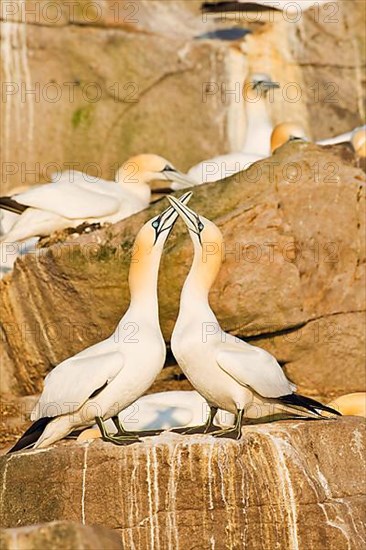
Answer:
[152,220,159,229]
[198,221,204,232]
[162,165,175,172]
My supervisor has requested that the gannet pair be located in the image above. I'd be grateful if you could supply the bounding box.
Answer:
[8,193,192,452]
[167,196,340,438]
[0,155,196,244]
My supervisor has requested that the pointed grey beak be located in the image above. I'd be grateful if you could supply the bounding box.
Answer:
[152,191,193,244]
[167,194,201,236]
[161,167,198,190]
[255,80,280,92]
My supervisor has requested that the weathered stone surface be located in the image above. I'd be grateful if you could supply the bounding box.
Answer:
[1,142,364,399]
[1,1,365,191]
[252,312,366,402]
[0,521,123,550]
[0,418,365,549]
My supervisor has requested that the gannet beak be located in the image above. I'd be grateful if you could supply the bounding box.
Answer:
[167,195,202,238]
[152,191,193,244]
[161,166,198,190]
[288,135,308,142]
[255,80,280,92]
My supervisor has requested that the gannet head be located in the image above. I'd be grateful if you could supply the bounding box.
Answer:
[271,122,308,152]
[134,191,193,258]
[351,126,366,158]
[244,73,280,99]
[326,393,366,418]
[116,154,197,191]
[168,195,223,289]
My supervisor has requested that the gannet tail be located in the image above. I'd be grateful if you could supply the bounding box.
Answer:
[7,417,52,454]
[0,197,27,215]
[277,394,341,417]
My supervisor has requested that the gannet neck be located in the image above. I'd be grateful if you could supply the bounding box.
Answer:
[127,244,162,317]
[180,237,222,308]
[242,95,272,156]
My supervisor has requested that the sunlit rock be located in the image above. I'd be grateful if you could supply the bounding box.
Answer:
[0,418,364,548]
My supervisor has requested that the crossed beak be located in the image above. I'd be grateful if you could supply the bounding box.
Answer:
[167,194,201,236]
[152,191,192,244]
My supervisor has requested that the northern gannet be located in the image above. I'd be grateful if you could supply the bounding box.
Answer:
[167,196,340,438]
[0,155,196,244]
[185,122,306,186]
[241,73,280,157]
[8,192,192,453]
[202,1,333,15]
[271,122,308,152]
[273,123,366,155]
[185,74,279,184]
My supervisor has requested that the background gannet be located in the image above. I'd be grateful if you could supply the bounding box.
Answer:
[351,126,366,158]
[271,122,308,152]
[0,155,196,244]
[8,192,192,453]
[184,121,304,185]
[241,73,280,157]
[185,73,279,185]
[167,196,340,439]
[327,393,366,417]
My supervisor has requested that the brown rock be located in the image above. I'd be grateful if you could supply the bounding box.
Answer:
[252,313,366,402]
[0,418,365,549]
[1,1,365,192]
[0,521,122,550]
[1,142,364,399]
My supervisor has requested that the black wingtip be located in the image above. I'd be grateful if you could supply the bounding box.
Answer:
[7,417,52,454]
[278,394,342,417]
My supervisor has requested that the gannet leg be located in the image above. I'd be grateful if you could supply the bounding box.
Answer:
[111,415,163,437]
[95,417,140,446]
[171,406,218,435]
[213,409,244,440]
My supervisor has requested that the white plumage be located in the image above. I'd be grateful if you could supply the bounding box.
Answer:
[0,155,196,243]
[167,196,339,437]
[185,73,279,185]
[10,193,192,451]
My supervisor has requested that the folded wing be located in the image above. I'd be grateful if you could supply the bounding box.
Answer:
[13,181,119,219]
[217,345,296,398]
[31,350,124,420]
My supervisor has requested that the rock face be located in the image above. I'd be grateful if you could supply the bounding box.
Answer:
[0,418,365,549]
[1,142,365,400]
[1,0,365,192]
[0,521,123,550]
